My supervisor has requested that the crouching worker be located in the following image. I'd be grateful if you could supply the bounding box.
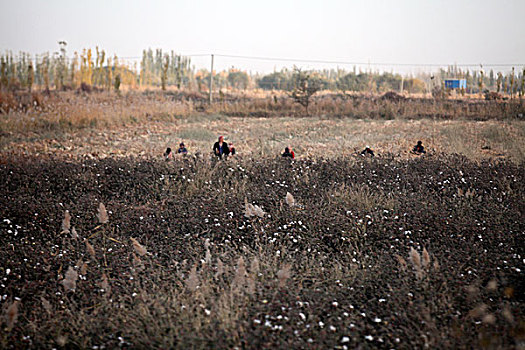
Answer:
[282,147,295,159]
[213,136,230,159]
[228,143,236,157]
[412,140,426,154]
[177,142,188,155]
[360,145,375,157]
[164,147,173,160]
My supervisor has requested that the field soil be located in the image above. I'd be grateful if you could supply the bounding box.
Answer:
[0,154,523,349]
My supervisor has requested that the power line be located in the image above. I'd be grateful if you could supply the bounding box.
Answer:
[80,53,522,68]
[5,49,523,68]
[213,53,522,68]
[38,51,523,69]
[117,53,211,59]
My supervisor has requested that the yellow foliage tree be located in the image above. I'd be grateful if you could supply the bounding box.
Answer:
[87,49,93,85]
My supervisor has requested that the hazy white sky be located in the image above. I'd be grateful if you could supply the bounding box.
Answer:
[1,0,523,73]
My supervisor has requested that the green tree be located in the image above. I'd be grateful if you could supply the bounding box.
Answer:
[106,56,113,90]
[40,54,50,91]
[376,72,402,92]
[0,57,7,89]
[56,41,68,89]
[227,70,250,89]
[161,55,169,91]
[27,63,34,92]
[520,68,525,98]
[496,72,502,93]
[290,68,320,115]
[114,74,121,93]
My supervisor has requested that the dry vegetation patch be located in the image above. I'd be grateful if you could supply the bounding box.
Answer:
[1,90,524,163]
[2,116,524,164]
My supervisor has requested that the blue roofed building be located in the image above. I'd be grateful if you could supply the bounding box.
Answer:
[444,79,467,89]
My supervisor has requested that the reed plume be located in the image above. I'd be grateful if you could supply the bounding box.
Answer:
[186,264,199,292]
[97,202,109,224]
[233,256,247,290]
[132,252,143,270]
[395,254,407,271]
[422,247,431,268]
[86,241,96,258]
[6,300,19,331]
[409,247,421,269]
[70,227,79,239]
[245,202,265,218]
[253,205,266,218]
[250,256,260,275]
[131,237,148,256]
[244,202,256,218]
[469,303,488,318]
[482,313,496,325]
[56,335,68,347]
[277,264,292,288]
[285,192,295,207]
[502,307,514,323]
[409,247,423,279]
[41,296,52,315]
[61,210,71,234]
[433,256,440,271]
[246,275,256,295]
[61,266,78,292]
[80,261,88,275]
[204,239,212,265]
[486,279,497,292]
[215,257,224,278]
[100,273,110,293]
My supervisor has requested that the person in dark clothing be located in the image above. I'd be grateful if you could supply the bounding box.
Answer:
[282,147,295,159]
[164,147,173,160]
[228,143,236,157]
[412,140,426,154]
[213,136,230,159]
[177,142,188,154]
[361,145,375,157]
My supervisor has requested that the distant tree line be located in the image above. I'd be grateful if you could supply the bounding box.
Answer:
[433,65,524,95]
[1,44,523,97]
[256,68,428,93]
[1,43,135,92]
[139,48,193,90]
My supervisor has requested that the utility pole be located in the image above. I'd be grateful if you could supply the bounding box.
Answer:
[209,54,214,104]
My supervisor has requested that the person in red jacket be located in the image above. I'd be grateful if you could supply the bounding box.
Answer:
[228,142,236,157]
[360,145,375,157]
[412,141,426,154]
[282,147,295,159]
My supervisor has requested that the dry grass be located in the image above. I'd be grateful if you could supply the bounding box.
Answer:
[1,90,524,165]
[439,120,525,162]
[2,114,524,164]
[329,183,395,212]
[0,90,193,133]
